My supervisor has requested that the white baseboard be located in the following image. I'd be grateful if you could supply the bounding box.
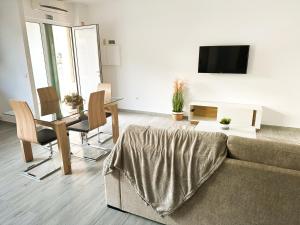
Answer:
[119,108,188,119]
[119,108,171,117]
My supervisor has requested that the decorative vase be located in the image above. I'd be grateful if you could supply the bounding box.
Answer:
[220,123,230,130]
[172,112,184,121]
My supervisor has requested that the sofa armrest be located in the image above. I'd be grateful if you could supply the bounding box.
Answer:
[104,170,121,208]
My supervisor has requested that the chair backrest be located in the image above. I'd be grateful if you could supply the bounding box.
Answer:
[88,90,107,130]
[37,86,60,116]
[10,100,38,143]
[97,83,111,103]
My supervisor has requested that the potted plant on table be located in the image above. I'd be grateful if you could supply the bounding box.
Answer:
[219,117,231,130]
[172,80,184,121]
[63,93,84,111]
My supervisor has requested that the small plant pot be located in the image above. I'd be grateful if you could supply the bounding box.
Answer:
[172,112,184,121]
[71,103,79,109]
[220,123,230,130]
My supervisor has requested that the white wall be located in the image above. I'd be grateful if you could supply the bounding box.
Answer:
[72,3,89,26]
[87,0,300,128]
[0,0,34,118]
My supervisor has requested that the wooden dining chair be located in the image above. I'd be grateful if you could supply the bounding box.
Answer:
[97,83,113,143]
[37,86,60,116]
[37,86,81,126]
[97,83,111,102]
[67,90,112,160]
[10,100,60,180]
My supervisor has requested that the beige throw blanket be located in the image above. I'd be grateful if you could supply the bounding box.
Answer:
[103,125,228,216]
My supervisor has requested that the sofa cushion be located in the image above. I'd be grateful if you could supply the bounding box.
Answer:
[227,136,300,171]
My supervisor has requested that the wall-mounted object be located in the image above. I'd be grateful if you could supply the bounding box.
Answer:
[45,14,53,20]
[102,40,120,66]
[32,0,69,14]
[198,45,250,74]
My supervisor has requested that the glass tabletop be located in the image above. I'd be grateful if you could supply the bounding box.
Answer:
[4,97,123,123]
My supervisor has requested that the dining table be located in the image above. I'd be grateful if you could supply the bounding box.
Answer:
[4,97,123,175]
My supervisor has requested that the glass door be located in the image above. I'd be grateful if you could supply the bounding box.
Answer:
[52,25,78,100]
[72,25,102,103]
[44,24,78,101]
[26,23,102,108]
[26,22,49,90]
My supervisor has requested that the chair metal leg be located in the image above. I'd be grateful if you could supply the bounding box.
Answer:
[42,141,58,151]
[81,132,85,144]
[49,143,53,158]
[88,130,112,144]
[70,145,109,161]
[87,142,111,151]
[22,143,61,181]
[69,131,112,161]
[97,132,112,144]
[87,131,112,151]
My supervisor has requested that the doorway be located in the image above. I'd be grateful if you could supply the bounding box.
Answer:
[73,25,102,102]
[25,22,102,109]
[26,22,48,91]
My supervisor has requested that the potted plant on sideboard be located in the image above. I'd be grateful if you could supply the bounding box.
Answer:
[219,117,231,130]
[172,80,184,121]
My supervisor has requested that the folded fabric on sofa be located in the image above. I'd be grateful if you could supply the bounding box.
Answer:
[103,125,228,216]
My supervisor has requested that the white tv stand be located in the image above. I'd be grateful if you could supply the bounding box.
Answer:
[189,101,263,129]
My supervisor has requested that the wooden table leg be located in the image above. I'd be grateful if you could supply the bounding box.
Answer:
[108,104,120,144]
[20,140,33,162]
[54,121,72,175]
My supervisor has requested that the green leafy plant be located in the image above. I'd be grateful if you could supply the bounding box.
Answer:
[220,117,231,125]
[63,93,83,107]
[172,80,184,112]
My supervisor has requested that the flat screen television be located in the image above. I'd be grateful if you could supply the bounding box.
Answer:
[198,45,250,74]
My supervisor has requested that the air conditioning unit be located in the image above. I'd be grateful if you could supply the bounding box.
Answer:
[32,0,69,14]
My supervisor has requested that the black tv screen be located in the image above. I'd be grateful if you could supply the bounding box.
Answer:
[198,45,250,74]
